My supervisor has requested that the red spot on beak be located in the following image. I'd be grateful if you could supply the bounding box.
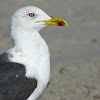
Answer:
[57,22,64,26]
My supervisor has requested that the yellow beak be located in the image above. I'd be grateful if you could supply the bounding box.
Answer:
[42,17,68,26]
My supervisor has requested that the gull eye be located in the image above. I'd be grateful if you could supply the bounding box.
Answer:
[29,13,35,17]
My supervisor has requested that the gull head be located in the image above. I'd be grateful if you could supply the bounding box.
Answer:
[10,6,67,32]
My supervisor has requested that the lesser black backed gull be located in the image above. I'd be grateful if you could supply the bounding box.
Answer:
[0,6,67,100]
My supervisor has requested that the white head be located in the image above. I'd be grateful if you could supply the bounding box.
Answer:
[10,6,52,32]
[10,6,67,32]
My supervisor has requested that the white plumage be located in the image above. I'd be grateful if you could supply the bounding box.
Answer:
[0,6,67,100]
[8,6,51,100]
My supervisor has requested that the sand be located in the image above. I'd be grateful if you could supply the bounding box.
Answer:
[0,0,100,100]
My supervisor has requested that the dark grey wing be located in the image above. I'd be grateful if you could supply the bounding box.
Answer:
[0,62,37,100]
[0,52,9,62]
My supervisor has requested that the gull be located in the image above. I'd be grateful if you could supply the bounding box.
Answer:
[0,6,67,100]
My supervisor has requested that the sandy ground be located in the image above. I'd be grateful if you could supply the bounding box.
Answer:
[0,0,100,100]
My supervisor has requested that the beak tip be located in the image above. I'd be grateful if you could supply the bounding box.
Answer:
[66,23,68,27]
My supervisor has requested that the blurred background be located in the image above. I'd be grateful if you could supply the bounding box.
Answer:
[0,0,100,100]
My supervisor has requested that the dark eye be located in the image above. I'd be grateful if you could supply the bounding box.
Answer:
[29,13,35,17]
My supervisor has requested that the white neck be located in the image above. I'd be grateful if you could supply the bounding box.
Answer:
[8,28,50,78]
[12,29,42,54]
